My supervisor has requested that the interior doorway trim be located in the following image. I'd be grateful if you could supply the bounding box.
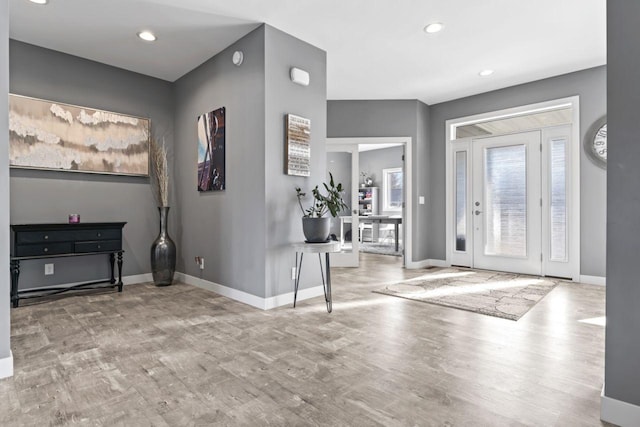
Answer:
[327,137,415,268]
[444,96,581,281]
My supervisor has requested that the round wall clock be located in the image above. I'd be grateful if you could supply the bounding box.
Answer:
[584,116,607,169]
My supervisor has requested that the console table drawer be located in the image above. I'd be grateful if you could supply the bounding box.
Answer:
[14,242,73,257]
[16,228,121,244]
[74,240,121,253]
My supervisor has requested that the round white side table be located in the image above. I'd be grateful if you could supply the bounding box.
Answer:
[292,241,341,313]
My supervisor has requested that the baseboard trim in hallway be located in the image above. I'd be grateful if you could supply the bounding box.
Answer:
[175,272,325,310]
[263,286,326,310]
[405,259,447,269]
[580,275,606,286]
[123,273,153,285]
[0,351,13,379]
[601,386,640,426]
[15,272,324,312]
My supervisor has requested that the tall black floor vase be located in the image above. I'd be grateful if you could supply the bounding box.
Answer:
[151,206,176,286]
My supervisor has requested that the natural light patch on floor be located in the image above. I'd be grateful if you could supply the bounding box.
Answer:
[398,278,546,299]
[401,271,476,283]
[297,296,404,313]
[578,316,606,326]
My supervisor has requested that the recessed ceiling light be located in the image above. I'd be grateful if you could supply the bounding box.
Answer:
[479,69,494,77]
[29,0,48,4]
[137,31,157,42]
[424,22,444,34]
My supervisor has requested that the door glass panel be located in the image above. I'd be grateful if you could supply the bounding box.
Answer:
[550,139,567,261]
[484,145,527,257]
[455,151,467,252]
[327,151,353,252]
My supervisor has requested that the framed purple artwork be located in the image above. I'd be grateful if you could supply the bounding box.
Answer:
[197,107,226,192]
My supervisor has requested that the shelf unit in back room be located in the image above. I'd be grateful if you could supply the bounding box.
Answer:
[358,187,379,241]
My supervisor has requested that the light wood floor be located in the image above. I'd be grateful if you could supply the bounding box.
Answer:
[1,253,608,426]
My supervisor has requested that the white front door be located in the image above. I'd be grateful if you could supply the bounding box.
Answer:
[472,131,542,275]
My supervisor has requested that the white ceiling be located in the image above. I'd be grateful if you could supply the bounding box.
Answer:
[9,0,606,105]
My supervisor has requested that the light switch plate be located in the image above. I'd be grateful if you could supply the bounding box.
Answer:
[419,196,425,205]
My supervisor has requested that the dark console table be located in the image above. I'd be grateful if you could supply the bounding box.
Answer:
[10,222,127,307]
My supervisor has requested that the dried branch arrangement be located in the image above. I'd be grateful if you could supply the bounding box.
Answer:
[150,137,169,207]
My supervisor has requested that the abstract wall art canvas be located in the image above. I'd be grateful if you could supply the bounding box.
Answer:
[285,114,311,177]
[197,107,226,192]
[9,94,150,176]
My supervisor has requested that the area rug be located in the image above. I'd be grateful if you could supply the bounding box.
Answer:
[373,268,560,320]
[359,242,403,257]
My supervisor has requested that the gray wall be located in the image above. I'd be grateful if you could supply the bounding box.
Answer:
[605,0,640,406]
[359,145,404,214]
[264,25,327,298]
[174,25,327,299]
[429,66,607,276]
[173,27,267,297]
[417,101,430,258]
[9,41,175,289]
[0,0,10,361]
[327,100,431,261]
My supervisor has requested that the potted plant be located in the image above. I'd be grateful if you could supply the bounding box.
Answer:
[296,173,349,243]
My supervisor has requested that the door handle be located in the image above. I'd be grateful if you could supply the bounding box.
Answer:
[475,210,482,215]
[353,210,358,215]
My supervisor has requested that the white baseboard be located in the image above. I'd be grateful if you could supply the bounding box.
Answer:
[174,272,265,309]
[405,259,430,269]
[122,273,153,285]
[427,259,448,268]
[601,386,640,426]
[263,285,326,310]
[405,259,448,269]
[580,275,606,286]
[0,351,13,379]
[174,272,324,311]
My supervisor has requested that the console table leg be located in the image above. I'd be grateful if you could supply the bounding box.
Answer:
[109,253,116,284]
[117,251,124,292]
[10,260,20,308]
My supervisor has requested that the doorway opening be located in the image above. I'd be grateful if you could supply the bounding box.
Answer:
[326,137,413,268]
[445,97,580,280]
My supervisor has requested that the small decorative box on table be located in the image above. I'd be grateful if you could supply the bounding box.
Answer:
[10,222,127,307]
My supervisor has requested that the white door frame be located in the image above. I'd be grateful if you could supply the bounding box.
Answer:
[327,137,415,268]
[445,96,581,281]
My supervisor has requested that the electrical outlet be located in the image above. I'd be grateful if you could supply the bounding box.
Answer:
[199,258,205,270]
[44,263,54,275]
[291,267,297,280]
